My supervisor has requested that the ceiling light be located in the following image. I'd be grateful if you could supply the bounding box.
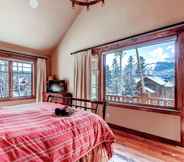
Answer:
[70,0,105,10]
[30,0,39,9]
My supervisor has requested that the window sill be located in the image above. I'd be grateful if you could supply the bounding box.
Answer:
[108,102,181,116]
[0,96,36,102]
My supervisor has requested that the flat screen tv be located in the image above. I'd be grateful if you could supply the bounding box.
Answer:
[47,80,66,93]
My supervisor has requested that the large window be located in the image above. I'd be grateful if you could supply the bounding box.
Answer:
[0,59,34,100]
[12,62,33,97]
[105,37,176,107]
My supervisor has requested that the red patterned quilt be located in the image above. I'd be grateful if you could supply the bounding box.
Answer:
[0,102,114,162]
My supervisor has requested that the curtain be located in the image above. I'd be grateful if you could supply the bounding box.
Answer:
[91,55,99,100]
[74,50,92,99]
[36,58,47,102]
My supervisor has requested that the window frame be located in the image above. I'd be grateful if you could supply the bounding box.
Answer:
[103,36,176,110]
[92,26,184,114]
[0,56,36,101]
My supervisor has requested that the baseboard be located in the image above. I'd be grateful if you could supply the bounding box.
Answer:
[108,123,182,147]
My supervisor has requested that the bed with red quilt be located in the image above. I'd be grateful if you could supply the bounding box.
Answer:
[0,102,114,162]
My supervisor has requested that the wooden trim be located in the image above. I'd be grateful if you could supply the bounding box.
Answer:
[109,123,182,146]
[0,96,35,102]
[108,103,181,116]
[9,61,13,98]
[0,49,47,60]
[93,32,177,54]
[175,32,184,147]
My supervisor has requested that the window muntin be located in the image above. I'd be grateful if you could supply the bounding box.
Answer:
[105,38,176,107]
[0,59,34,99]
[12,62,33,97]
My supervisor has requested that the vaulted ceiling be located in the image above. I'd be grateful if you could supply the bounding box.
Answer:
[0,0,81,55]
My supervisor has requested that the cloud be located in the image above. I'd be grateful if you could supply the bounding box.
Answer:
[145,47,168,64]
[106,42,175,69]
[167,45,175,54]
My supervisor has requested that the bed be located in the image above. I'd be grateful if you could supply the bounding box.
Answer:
[0,102,115,162]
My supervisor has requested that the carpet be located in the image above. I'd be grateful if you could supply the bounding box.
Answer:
[109,144,164,162]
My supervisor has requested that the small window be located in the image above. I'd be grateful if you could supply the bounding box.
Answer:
[105,37,176,107]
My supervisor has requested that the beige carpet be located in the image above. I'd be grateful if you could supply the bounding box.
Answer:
[109,144,164,162]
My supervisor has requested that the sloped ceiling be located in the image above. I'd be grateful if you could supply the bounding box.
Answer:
[0,0,81,55]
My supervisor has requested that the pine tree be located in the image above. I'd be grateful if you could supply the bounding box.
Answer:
[135,49,146,95]
[115,51,123,94]
[136,56,146,76]
[105,65,112,94]
[111,56,121,95]
[124,56,136,96]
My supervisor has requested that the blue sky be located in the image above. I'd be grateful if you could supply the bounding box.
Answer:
[106,39,176,69]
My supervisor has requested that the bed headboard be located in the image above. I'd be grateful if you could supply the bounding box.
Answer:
[47,95,106,119]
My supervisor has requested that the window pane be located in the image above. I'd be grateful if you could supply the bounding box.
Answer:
[0,60,9,98]
[12,62,33,97]
[105,38,176,107]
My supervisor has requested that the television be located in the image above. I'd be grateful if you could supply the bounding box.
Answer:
[47,80,66,93]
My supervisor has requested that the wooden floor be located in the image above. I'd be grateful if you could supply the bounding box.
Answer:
[113,129,184,162]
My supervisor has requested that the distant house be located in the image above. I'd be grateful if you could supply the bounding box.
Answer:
[136,76,174,99]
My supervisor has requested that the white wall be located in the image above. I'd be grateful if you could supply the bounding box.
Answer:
[52,0,184,141]
[106,106,181,141]
[0,0,80,55]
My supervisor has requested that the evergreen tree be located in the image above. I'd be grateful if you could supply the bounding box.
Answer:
[111,56,121,95]
[124,56,136,96]
[136,56,146,76]
[135,53,146,95]
[105,65,112,94]
[115,51,123,94]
